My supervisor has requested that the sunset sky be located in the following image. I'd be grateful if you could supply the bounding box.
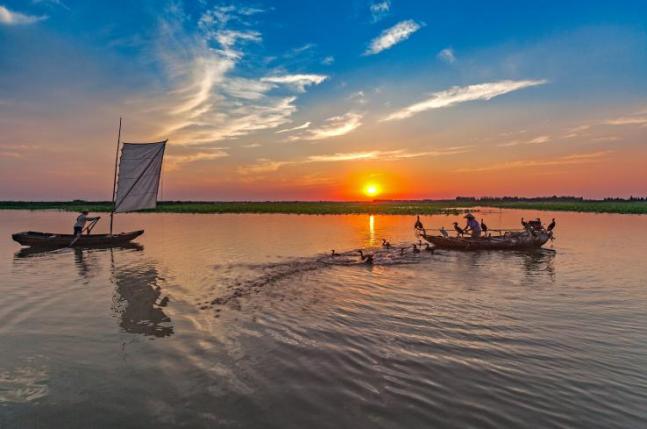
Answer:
[1,0,646,201]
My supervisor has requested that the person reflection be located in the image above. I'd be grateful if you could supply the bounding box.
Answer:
[112,264,174,338]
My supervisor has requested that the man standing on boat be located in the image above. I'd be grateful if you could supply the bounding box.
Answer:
[463,213,482,238]
[74,211,100,236]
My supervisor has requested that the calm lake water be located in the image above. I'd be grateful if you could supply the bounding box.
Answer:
[1,209,646,428]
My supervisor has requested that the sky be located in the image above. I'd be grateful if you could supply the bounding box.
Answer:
[1,0,646,201]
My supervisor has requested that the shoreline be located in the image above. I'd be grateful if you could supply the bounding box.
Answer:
[1,200,646,215]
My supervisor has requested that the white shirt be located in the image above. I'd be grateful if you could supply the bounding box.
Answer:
[74,214,88,228]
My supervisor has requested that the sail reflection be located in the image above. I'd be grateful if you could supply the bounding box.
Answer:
[111,263,174,338]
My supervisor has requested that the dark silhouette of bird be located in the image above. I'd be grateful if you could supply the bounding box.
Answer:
[382,239,391,249]
[412,244,420,254]
[480,219,488,234]
[453,222,464,237]
[521,217,528,229]
[440,226,449,238]
[158,296,170,307]
[547,218,556,232]
[400,247,405,256]
[358,249,374,264]
[424,243,435,253]
[331,249,337,257]
[414,215,423,230]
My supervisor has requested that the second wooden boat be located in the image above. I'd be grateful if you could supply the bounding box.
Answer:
[422,230,552,250]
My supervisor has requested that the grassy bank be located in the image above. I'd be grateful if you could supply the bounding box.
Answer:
[0,201,466,215]
[476,200,647,214]
[1,200,646,215]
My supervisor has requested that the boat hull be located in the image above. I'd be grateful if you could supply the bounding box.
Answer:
[422,231,551,251]
[12,230,144,248]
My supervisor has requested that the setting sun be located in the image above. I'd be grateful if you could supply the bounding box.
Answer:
[363,183,381,198]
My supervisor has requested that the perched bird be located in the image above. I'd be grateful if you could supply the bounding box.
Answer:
[414,215,424,230]
[521,217,528,229]
[412,244,420,254]
[480,219,488,234]
[331,249,337,257]
[382,239,391,249]
[158,296,170,307]
[440,226,449,238]
[358,249,374,264]
[424,243,435,253]
[547,218,556,232]
[453,222,465,237]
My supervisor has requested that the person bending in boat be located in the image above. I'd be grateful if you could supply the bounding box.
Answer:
[74,211,100,236]
[463,213,482,238]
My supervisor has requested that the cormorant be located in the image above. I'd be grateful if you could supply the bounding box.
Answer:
[547,218,556,232]
[331,249,337,257]
[480,219,488,234]
[521,217,528,229]
[382,239,391,249]
[453,222,465,237]
[414,215,424,230]
[440,226,449,238]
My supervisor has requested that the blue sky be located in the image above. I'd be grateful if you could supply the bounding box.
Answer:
[1,0,646,200]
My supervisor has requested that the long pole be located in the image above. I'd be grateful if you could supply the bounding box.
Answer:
[109,117,122,235]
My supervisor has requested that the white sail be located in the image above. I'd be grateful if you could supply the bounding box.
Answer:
[114,141,166,213]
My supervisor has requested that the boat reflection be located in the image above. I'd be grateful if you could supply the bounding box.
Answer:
[111,262,174,338]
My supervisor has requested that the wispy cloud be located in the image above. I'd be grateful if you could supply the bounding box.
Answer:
[0,5,46,24]
[364,20,421,55]
[383,79,547,121]
[165,148,229,170]
[437,48,456,63]
[239,146,472,174]
[369,0,391,22]
[321,56,335,65]
[142,3,327,154]
[497,135,550,147]
[604,116,647,126]
[260,74,328,92]
[290,112,363,141]
[457,151,612,172]
[276,122,311,134]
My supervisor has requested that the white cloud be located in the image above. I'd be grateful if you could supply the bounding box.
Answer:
[261,74,328,92]
[383,79,547,121]
[497,135,551,147]
[0,5,46,25]
[165,148,229,170]
[370,0,391,22]
[276,122,311,134]
[239,146,472,174]
[139,4,327,153]
[437,48,456,63]
[457,151,612,173]
[290,112,363,141]
[321,56,335,65]
[365,20,421,55]
[604,116,647,126]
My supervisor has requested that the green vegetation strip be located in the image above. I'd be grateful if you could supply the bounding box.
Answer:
[1,200,646,215]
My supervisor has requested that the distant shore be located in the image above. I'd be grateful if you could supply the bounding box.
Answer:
[1,199,646,215]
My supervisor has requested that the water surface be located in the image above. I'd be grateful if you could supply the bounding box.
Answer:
[1,209,646,428]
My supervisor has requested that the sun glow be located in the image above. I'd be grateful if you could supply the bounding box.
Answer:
[363,183,381,197]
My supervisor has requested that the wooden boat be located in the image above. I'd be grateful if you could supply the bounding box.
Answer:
[422,230,552,251]
[11,119,167,249]
[12,230,144,248]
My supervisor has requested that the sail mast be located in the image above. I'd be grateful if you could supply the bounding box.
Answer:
[109,117,122,235]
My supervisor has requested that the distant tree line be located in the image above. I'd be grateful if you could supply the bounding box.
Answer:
[454,196,647,202]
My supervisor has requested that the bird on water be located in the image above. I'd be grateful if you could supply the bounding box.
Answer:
[547,218,556,232]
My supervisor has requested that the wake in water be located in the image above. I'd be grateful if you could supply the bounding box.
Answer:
[205,243,436,309]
